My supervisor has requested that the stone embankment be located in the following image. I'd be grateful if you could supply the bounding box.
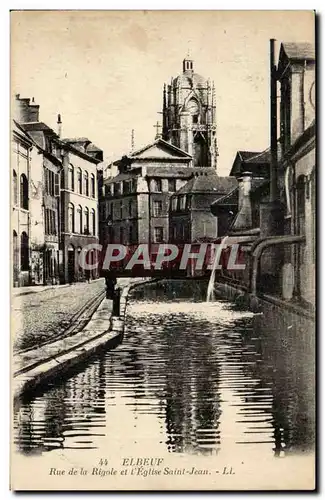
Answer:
[13,278,149,403]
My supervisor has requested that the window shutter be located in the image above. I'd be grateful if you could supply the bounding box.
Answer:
[54,173,60,197]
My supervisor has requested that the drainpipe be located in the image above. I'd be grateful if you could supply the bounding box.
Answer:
[270,38,278,202]
[284,162,292,218]
[249,235,305,296]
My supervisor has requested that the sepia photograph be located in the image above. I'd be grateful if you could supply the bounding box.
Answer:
[10,10,316,491]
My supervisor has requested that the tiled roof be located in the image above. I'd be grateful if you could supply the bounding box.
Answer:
[145,166,195,178]
[87,143,102,152]
[62,137,91,144]
[130,138,192,158]
[173,72,207,89]
[238,149,271,164]
[104,172,138,184]
[20,122,56,134]
[176,171,237,195]
[211,187,239,206]
[281,42,315,61]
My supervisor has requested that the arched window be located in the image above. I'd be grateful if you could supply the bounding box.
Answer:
[84,171,89,197]
[77,204,83,234]
[69,164,74,191]
[20,174,28,210]
[91,174,95,198]
[77,167,82,194]
[68,202,75,233]
[91,208,96,235]
[84,207,89,234]
[13,170,18,206]
[20,231,29,271]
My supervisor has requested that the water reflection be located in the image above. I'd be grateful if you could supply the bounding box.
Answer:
[14,297,314,457]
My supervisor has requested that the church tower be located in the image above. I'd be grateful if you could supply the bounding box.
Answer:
[162,56,218,169]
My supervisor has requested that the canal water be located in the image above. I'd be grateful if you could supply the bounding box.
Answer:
[14,290,314,459]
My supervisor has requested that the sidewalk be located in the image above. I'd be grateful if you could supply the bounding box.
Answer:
[12,279,106,352]
[12,278,104,298]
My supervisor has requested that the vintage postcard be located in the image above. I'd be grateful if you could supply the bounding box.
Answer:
[10,10,316,491]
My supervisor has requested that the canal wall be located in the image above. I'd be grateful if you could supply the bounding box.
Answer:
[213,279,315,409]
[128,278,209,301]
[13,279,150,404]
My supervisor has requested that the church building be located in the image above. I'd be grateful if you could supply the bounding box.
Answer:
[162,56,218,168]
[99,57,226,273]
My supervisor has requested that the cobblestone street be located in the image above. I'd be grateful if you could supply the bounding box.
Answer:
[12,279,106,352]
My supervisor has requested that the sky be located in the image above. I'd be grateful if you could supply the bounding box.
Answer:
[11,10,314,176]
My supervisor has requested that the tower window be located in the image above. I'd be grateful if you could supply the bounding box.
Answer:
[192,115,198,124]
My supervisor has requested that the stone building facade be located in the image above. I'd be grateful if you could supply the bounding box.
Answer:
[277,42,316,307]
[60,138,103,283]
[209,40,315,308]
[20,120,63,285]
[12,95,103,286]
[99,139,193,268]
[169,170,237,244]
[12,96,63,286]
[12,121,33,287]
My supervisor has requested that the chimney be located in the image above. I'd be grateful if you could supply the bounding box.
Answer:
[28,97,40,122]
[14,95,39,122]
[57,114,62,138]
[231,171,252,231]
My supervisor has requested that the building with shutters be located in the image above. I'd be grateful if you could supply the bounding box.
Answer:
[12,95,103,286]
[169,170,237,244]
[12,120,34,287]
[60,137,103,283]
[99,138,193,271]
[12,96,63,286]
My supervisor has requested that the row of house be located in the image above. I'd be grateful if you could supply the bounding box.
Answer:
[12,96,103,286]
[13,40,315,311]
